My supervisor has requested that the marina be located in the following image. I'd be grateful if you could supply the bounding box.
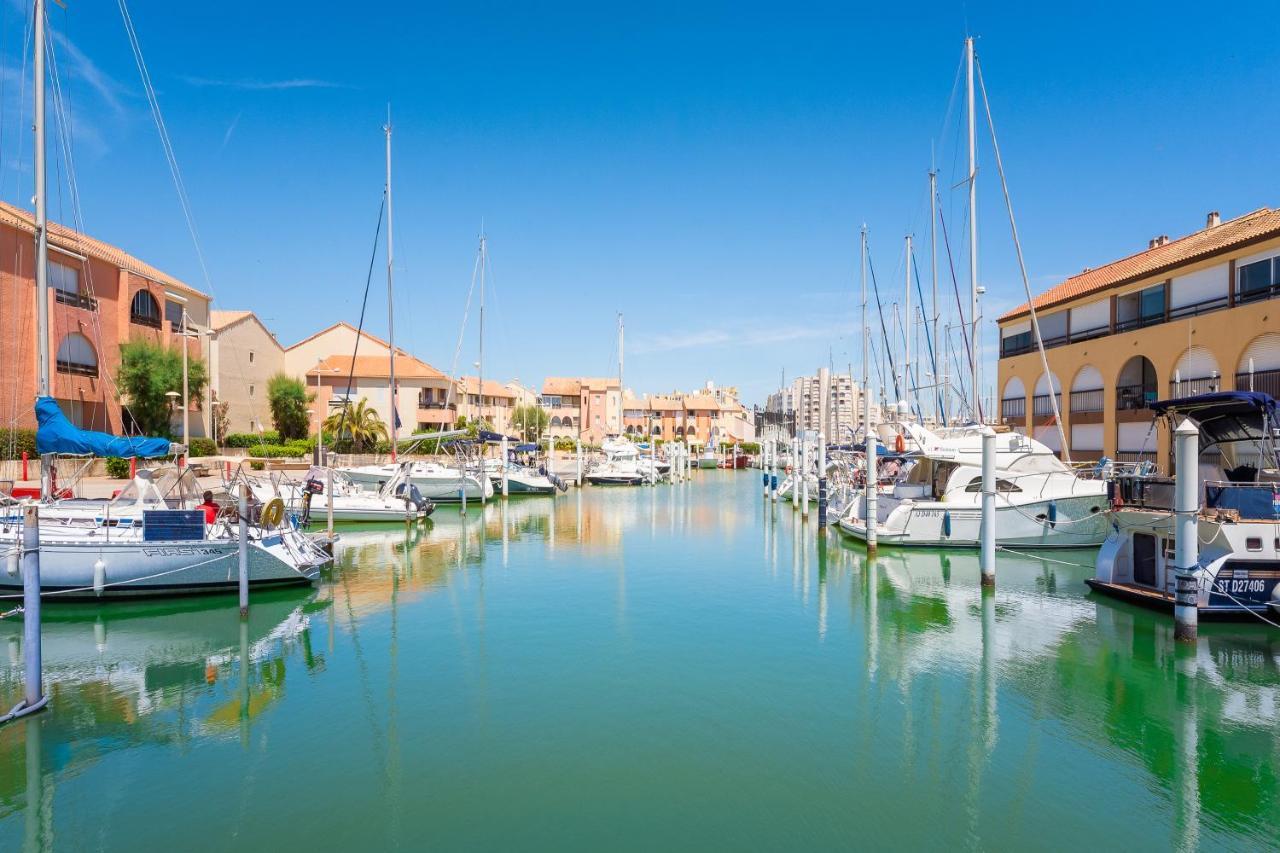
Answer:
[3,472,1279,849]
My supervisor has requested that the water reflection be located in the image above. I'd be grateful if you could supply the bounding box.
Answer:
[0,475,1276,849]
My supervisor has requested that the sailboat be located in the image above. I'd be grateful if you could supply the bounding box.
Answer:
[585,314,665,485]
[0,5,327,598]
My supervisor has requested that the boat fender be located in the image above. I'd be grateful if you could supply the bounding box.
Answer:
[942,510,952,538]
[4,548,17,577]
[1047,500,1058,529]
[260,497,285,529]
[93,558,106,597]
[895,433,906,454]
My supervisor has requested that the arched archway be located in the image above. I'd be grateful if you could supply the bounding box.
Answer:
[1000,376,1026,426]
[56,332,97,377]
[1116,355,1158,410]
[1170,346,1220,396]
[1116,355,1159,462]
[561,416,574,430]
[130,289,161,327]
[1236,332,1280,397]
[550,416,562,428]
[1068,365,1104,458]
[1032,371,1062,417]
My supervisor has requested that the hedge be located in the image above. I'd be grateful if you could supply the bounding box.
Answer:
[189,437,217,457]
[225,431,280,448]
[247,443,308,459]
[0,428,37,461]
[105,457,132,478]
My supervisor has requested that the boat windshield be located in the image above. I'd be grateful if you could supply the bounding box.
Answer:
[110,467,202,509]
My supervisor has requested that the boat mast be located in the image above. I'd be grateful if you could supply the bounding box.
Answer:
[384,106,397,460]
[929,166,940,425]
[34,0,49,498]
[904,234,912,415]
[860,225,868,436]
[478,230,486,429]
[617,312,624,435]
[966,36,981,422]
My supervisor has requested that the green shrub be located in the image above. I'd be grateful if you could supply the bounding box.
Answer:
[0,428,37,461]
[248,443,307,459]
[740,442,760,455]
[225,431,280,448]
[104,457,131,479]
[189,437,217,457]
[250,460,265,471]
[554,438,575,451]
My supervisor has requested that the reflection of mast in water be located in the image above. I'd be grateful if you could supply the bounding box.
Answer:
[790,510,800,593]
[239,618,250,748]
[576,488,582,543]
[386,524,411,844]
[24,716,50,852]
[963,587,999,837]
[817,534,828,641]
[501,501,509,566]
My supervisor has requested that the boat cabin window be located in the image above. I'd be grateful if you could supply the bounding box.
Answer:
[963,476,1022,493]
[1133,533,1158,586]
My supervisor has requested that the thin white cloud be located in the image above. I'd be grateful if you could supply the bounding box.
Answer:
[181,75,351,91]
[220,111,241,151]
[48,29,130,117]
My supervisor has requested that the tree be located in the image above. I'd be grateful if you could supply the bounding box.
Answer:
[322,397,388,452]
[267,373,312,441]
[211,390,231,445]
[117,339,208,438]
[512,404,549,441]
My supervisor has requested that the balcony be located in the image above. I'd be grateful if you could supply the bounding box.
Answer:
[1168,376,1220,397]
[55,289,97,311]
[1069,388,1103,413]
[1168,295,1229,321]
[1237,282,1280,306]
[56,359,98,378]
[1112,313,1165,335]
[130,312,162,330]
[1000,396,1025,422]
[1032,393,1062,418]
[1235,368,1280,399]
[1116,383,1157,411]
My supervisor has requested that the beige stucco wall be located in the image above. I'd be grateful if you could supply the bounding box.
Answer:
[284,325,390,379]
[210,316,285,435]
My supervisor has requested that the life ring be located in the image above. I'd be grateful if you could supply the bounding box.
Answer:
[895,433,906,454]
[260,497,285,528]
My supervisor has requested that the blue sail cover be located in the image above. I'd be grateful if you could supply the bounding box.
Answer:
[35,397,172,458]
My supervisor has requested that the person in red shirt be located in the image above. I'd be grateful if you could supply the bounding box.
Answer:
[198,490,220,524]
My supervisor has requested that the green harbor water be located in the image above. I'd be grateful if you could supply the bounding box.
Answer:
[2,472,1279,850]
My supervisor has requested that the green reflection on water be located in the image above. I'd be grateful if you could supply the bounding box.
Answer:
[0,472,1278,850]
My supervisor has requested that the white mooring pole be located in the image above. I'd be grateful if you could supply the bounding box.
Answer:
[326,468,335,539]
[238,483,249,618]
[770,439,778,502]
[817,432,827,527]
[980,429,996,587]
[500,434,509,498]
[865,402,878,556]
[575,437,583,487]
[1173,418,1200,642]
[18,505,45,717]
[801,435,810,519]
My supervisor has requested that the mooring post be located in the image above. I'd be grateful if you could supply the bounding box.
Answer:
[1173,417,1200,642]
[22,505,43,712]
[237,483,249,618]
[500,434,509,498]
[762,440,770,495]
[575,438,583,487]
[326,468,334,539]
[817,432,828,527]
[980,429,996,588]
[865,429,878,555]
[770,439,778,502]
[479,441,488,506]
[801,435,810,519]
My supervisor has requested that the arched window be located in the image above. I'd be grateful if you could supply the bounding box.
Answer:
[1000,377,1026,424]
[675,426,684,437]
[130,289,161,327]
[550,416,562,428]
[651,424,661,436]
[562,416,574,429]
[56,332,98,377]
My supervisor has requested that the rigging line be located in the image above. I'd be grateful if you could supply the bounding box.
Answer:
[976,54,1070,461]
[910,250,944,423]
[332,193,386,446]
[117,0,213,297]
[936,197,974,379]
[866,246,901,403]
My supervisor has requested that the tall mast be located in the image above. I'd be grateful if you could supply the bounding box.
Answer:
[966,36,981,422]
[904,234,912,413]
[617,313,624,434]
[929,167,939,424]
[34,0,48,401]
[860,225,868,434]
[384,107,397,459]
[478,231,486,428]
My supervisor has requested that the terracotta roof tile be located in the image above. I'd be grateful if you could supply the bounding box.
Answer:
[1000,208,1280,322]
[459,376,516,398]
[307,353,446,380]
[542,377,582,395]
[0,200,206,298]
[683,395,720,411]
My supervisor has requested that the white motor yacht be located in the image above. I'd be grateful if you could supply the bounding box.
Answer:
[837,423,1110,549]
[239,467,432,523]
[341,460,493,502]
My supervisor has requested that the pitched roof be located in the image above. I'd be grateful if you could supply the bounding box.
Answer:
[286,321,392,352]
[647,395,683,411]
[210,310,252,331]
[583,377,620,391]
[543,377,582,395]
[0,199,206,298]
[683,394,720,411]
[459,376,516,398]
[1000,207,1280,322]
[307,353,446,380]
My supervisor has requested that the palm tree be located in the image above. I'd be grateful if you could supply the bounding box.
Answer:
[323,397,389,452]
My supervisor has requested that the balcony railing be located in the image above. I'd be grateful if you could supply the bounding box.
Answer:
[1168,295,1229,321]
[1235,368,1280,399]
[1069,388,1103,413]
[1068,325,1110,344]
[56,359,98,378]
[55,289,97,311]
[418,401,456,411]
[1116,383,1157,411]
[1032,393,1062,417]
[1168,376,1220,397]
[1237,283,1280,305]
[1000,397,1026,422]
[1112,313,1165,335]
[130,312,162,329]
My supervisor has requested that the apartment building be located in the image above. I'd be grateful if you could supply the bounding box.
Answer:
[208,310,284,436]
[541,376,621,444]
[457,376,517,434]
[0,201,211,434]
[997,208,1280,466]
[765,368,861,440]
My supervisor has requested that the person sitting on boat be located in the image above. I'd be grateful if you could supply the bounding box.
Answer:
[198,490,220,524]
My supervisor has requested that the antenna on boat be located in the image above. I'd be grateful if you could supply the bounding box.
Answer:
[384,104,397,460]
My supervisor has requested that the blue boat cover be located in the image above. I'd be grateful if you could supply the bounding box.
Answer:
[478,429,521,444]
[35,396,172,458]
[514,443,539,452]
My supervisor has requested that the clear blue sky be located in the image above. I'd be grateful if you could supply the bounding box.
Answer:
[7,1,1277,406]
